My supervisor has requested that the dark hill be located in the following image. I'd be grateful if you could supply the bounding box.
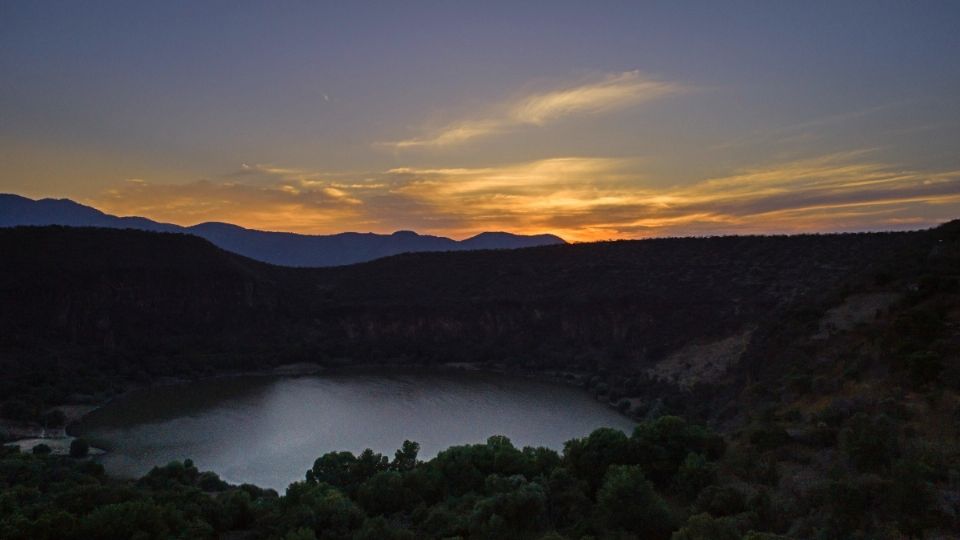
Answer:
[0,194,565,266]
[1,223,953,417]
[3,223,960,540]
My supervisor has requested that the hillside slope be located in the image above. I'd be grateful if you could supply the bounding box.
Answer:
[0,223,949,415]
[4,223,960,537]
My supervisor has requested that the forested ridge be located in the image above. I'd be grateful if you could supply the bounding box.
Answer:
[2,221,960,538]
[0,224,933,412]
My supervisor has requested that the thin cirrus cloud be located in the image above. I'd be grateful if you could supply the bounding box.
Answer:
[382,71,683,149]
[385,152,960,239]
[88,151,960,242]
[92,173,366,233]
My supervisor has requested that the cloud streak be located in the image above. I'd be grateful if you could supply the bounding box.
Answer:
[88,152,960,242]
[383,71,682,149]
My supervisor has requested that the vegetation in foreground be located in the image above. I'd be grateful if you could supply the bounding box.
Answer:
[2,408,956,539]
[2,222,959,538]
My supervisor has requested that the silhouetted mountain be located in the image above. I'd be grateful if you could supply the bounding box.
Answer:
[460,231,566,250]
[0,194,565,266]
[0,193,179,232]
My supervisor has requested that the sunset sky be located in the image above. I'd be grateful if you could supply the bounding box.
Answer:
[2,2,959,241]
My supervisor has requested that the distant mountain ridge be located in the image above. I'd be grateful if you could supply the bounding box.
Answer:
[0,194,565,267]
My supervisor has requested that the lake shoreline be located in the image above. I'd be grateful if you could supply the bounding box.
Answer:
[60,366,638,489]
[8,360,640,461]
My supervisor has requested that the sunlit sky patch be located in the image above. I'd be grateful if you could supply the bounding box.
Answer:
[2,2,958,240]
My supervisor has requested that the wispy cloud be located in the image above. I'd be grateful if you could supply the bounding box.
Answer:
[92,173,368,233]
[386,120,504,149]
[511,71,678,124]
[88,152,960,241]
[382,71,683,149]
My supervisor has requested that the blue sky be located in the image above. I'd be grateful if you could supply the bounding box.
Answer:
[2,1,959,240]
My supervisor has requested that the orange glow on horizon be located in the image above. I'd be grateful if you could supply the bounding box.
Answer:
[82,152,960,243]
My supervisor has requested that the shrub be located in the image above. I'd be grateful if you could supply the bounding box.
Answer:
[823,477,881,537]
[197,471,228,491]
[469,479,548,537]
[32,443,52,455]
[357,471,412,515]
[633,416,725,488]
[885,459,936,537]
[904,351,942,386]
[749,425,791,452]
[673,453,717,500]
[596,465,675,539]
[671,513,740,540]
[69,438,89,458]
[839,413,899,472]
[562,428,635,492]
[79,501,171,540]
[354,516,414,540]
[694,485,746,517]
[545,467,590,530]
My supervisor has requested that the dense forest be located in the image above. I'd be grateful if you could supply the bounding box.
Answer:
[1,221,959,537]
[1,406,955,539]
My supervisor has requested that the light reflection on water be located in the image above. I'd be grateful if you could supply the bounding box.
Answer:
[74,369,635,490]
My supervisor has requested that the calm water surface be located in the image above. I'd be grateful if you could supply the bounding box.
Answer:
[73,369,635,489]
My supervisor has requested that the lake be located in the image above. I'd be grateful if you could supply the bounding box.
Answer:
[72,368,636,490]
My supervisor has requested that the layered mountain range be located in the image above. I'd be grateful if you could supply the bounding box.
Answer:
[0,194,565,267]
